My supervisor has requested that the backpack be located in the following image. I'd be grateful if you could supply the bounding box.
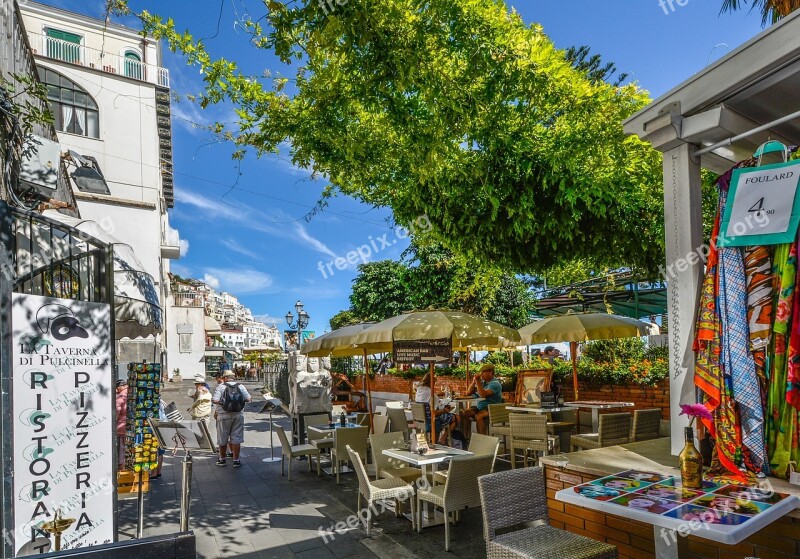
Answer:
[219,383,246,412]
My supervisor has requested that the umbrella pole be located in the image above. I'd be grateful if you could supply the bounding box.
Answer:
[429,362,436,448]
[363,349,373,433]
[465,348,470,386]
[570,341,579,400]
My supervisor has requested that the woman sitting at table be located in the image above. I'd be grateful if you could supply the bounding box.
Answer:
[416,372,458,445]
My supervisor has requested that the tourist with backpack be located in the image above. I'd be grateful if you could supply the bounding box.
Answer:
[212,370,252,468]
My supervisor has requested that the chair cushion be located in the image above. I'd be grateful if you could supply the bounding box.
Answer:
[371,477,412,491]
[417,485,446,507]
[291,444,319,455]
[382,467,423,483]
[490,525,617,559]
[312,438,334,449]
[490,425,512,436]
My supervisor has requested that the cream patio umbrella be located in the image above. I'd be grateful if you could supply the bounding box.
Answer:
[301,323,378,429]
[518,313,658,400]
[353,311,521,445]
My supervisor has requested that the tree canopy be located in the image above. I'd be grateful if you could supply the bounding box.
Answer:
[119,0,666,277]
[721,0,800,25]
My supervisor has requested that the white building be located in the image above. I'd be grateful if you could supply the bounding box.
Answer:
[20,2,180,370]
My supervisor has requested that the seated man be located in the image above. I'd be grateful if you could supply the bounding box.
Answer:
[461,364,503,435]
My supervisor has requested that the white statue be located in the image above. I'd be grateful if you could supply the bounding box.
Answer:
[287,351,332,415]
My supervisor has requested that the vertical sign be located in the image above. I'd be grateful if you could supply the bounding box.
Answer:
[11,294,114,555]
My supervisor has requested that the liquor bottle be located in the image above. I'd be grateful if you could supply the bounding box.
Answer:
[679,426,703,489]
[339,411,346,427]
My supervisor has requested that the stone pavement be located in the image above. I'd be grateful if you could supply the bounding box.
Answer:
[118,379,489,558]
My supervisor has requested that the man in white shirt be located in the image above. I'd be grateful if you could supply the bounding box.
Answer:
[212,371,252,468]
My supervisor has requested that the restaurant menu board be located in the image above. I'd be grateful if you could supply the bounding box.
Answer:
[393,337,452,364]
[571,470,791,527]
[124,363,161,473]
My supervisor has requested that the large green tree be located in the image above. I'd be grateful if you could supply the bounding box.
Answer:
[120,0,665,276]
[349,260,411,322]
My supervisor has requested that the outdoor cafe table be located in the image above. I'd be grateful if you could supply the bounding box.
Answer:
[563,400,634,432]
[555,469,799,559]
[308,422,362,475]
[382,447,473,527]
[507,406,575,452]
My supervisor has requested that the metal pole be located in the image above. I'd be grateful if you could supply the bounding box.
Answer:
[179,452,193,532]
[262,406,281,462]
[135,470,144,538]
[692,107,800,158]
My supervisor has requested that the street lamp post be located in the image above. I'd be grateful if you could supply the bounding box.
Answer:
[285,299,310,350]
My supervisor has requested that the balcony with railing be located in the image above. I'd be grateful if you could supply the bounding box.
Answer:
[161,226,181,259]
[27,32,170,88]
[173,292,205,308]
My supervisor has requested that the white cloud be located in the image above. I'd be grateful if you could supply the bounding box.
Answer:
[203,273,220,289]
[179,238,190,257]
[219,238,261,259]
[203,267,274,294]
[175,187,241,220]
[253,314,284,327]
[292,222,337,259]
[170,263,192,278]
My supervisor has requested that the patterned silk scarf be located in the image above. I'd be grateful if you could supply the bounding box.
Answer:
[744,246,772,414]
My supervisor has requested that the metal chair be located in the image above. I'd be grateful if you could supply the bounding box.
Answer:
[434,433,499,485]
[347,445,416,535]
[274,425,321,481]
[370,431,422,484]
[330,426,369,484]
[630,408,662,442]
[571,413,632,451]
[509,414,556,469]
[487,403,512,457]
[371,413,389,435]
[478,467,618,559]
[417,454,494,551]
[387,407,410,439]
[305,413,334,452]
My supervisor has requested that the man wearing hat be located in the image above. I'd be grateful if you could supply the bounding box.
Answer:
[188,374,212,425]
[212,370,252,467]
[460,364,504,435]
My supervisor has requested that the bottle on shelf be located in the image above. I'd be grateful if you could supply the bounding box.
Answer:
[339,411,346,427]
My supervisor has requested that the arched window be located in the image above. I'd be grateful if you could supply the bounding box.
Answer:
[124,51,142,80]
[41,67,99,138]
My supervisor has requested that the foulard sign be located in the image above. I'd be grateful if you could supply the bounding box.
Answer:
[11,294,114,555]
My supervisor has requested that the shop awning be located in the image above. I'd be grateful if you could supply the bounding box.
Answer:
[42,210,162,338]
[204,315,222,336]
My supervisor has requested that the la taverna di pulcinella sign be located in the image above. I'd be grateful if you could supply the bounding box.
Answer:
[11,294,114,556]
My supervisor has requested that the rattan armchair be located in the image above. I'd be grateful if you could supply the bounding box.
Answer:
[417,454,494,551]
[370,431,423,484]
[331,426,369,483]
[347,446,416,535]
[571,413,632,451]
[371,414,389,435]
[509,414,557,469]
[487,403,512,457]
[433,433,499,485]
[275,425,321,481]
[478,467,618,559]
[387,407,411,439]
[630,409,662,442]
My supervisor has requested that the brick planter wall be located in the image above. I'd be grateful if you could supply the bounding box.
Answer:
[349,374,671,417]
[544,465,800,559]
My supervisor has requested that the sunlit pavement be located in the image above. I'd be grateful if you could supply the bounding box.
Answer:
[118,379,487,558]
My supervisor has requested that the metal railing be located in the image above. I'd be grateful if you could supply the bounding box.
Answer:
[173,291,204,308]
[27,32,170,88]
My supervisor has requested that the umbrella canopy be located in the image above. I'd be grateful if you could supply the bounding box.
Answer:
[519,313,657,344]
[300,323,375,357]
[352,311,521,351]
[518,313,658,400]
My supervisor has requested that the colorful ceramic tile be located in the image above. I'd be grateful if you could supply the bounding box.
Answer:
[587,476,651,492]
[669,478,726,492]
[690,494,771,516]
[634,484,705,503]
[711,485,789,505]
[609,493,683,514]
[573,483,626,501]
[663,504,750,525]
[615,470,673,484]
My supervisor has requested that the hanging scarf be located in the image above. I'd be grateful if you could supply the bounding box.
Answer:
[744,246,772,413]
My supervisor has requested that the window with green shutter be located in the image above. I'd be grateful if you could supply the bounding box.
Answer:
[45,28,81,63]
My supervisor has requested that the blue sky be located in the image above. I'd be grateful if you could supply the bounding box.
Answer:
[44,0,763,333]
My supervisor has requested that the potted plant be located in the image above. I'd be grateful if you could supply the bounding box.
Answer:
[172,368,182,382]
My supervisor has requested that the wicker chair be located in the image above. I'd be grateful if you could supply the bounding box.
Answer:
[274,426,321,481]
[571,413,632,451]
[387,407,411,439]
[410,402,428,432]
[487,403,512,456]
[548,409,576,454]
[478,467,618,559]
[347,446,416,535]
[331,426,369,483]
[417,454,494,551]
[370,431,423,484]
[509,414,557,469]
[434,433,500,485]
[630,409,662,442]
[305,413,334,452]
[356,412,371,426]
[371,414,389,435]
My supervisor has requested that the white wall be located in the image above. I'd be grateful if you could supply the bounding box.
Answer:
[166,300,207,380]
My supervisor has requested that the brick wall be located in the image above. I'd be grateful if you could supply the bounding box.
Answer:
[544,465,800,559]
[351,375,671,418]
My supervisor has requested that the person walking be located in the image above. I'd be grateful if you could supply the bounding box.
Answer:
[188,374,212,425]
[212,370,252,468]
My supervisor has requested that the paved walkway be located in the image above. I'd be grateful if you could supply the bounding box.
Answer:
[119,380,488,558]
